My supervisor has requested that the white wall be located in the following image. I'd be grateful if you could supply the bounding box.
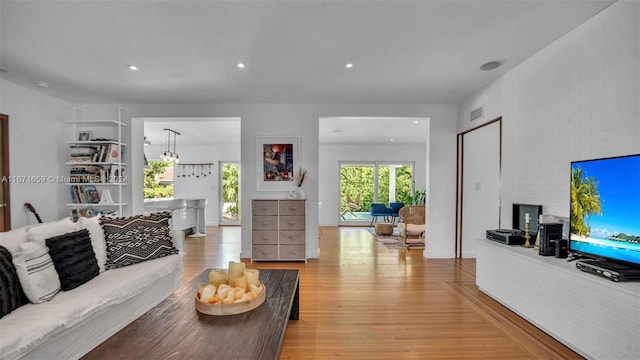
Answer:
[0,80,73,227]
[458,1,640,232]
[318,143,426,226]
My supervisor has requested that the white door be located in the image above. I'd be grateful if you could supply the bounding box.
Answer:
[461,121,500,257]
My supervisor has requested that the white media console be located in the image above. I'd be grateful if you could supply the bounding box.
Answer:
[476,239,639,360]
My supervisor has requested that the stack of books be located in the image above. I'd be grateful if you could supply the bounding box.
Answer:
[68,142,121,163]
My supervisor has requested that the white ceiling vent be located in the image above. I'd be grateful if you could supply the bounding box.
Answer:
[470,106,483,122]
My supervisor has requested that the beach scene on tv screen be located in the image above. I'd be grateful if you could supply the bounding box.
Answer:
[570,155,640,264]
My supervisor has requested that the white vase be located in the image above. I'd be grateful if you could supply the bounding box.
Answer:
[295,188,305,199]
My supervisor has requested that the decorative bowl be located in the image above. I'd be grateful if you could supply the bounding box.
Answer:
[195,284,266,316]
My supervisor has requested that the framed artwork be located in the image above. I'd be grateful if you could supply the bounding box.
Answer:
[256,136,299,191]
[78,130,92,141]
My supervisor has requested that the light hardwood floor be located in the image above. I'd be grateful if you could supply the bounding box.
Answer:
[183,226,583,360]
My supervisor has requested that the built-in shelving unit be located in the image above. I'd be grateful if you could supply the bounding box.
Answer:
[64,108,128,220]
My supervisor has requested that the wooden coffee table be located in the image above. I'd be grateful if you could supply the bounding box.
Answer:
[82,269,300,360]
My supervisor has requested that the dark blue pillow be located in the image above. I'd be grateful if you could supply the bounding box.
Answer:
[0,245,28,318]
[46,229,99,291]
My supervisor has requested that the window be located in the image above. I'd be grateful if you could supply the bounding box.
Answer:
[339,162,414,224]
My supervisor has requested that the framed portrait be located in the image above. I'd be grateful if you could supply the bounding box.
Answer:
[256,136,300,191]
[78,130,92,141]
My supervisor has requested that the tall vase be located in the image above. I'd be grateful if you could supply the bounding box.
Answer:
[295,188,305,199]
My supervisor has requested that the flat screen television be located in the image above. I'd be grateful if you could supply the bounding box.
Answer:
[569,153,640,267]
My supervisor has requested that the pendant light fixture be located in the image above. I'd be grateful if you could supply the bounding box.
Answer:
[161,128,181,163]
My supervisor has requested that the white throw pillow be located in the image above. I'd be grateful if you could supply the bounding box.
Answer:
[76,216,107,272]
[0,225,33,254]
[170,229,185,255]
[26,217,76,247]
[12,242,61,303]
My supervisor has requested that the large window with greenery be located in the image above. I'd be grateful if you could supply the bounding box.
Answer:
[340,162,415,224]
[144,160,174,198]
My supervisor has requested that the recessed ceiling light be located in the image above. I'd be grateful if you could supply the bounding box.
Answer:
[36,81,50,88]
[389,138,394,142]
[345,63,354,69]
[128,64,139,71]
[480,61,501,71]
[237,63,245,69]
[413,120,419,124]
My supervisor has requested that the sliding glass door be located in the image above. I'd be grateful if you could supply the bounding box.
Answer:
[339,162,414,225]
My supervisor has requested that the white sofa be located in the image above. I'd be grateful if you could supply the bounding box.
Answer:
[0,216,184,360]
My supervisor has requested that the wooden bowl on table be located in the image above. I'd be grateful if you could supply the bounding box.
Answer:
[195,283,266,316]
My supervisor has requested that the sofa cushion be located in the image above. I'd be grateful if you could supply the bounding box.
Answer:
[76,216,107,272]
[11,242,61,303]
[0,245,28,319]
[46,229,99,291]
[26,218,76,247]
[101,212,178,270]
[0,254,182,360]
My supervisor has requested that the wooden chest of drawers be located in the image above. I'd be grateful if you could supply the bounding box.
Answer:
[251,199,306,261]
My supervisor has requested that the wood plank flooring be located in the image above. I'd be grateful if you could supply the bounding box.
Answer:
[182,226,583,360]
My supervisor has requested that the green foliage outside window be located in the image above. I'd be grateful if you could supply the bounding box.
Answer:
[144,160,174,198]
[340,164,418,213]
[222,164,240,219]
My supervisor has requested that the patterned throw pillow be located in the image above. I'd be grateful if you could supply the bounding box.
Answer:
[12,242,61,303]
[100,212,178,270]
[46,229,100,291]
[0,245,28,318]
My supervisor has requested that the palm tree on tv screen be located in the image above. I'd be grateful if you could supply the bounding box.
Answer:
[570,167,602,237]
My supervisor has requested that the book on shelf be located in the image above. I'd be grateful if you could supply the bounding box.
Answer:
[109,164,126,182]
[69,185,100,204]
[69,208,116,222]
[104,143,121,162]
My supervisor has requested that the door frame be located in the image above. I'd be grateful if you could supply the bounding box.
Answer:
[1,114,11,230]
[455,116,502,258]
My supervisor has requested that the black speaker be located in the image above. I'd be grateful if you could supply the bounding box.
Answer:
[539,223,563,256]
[555,239,568,258]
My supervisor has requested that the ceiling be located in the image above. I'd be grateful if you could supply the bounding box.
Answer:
[143,117,241,146]
[0,0,614,105]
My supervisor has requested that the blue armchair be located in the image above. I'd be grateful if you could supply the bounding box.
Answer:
[388,202,405,224]
[369,203,391,227]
